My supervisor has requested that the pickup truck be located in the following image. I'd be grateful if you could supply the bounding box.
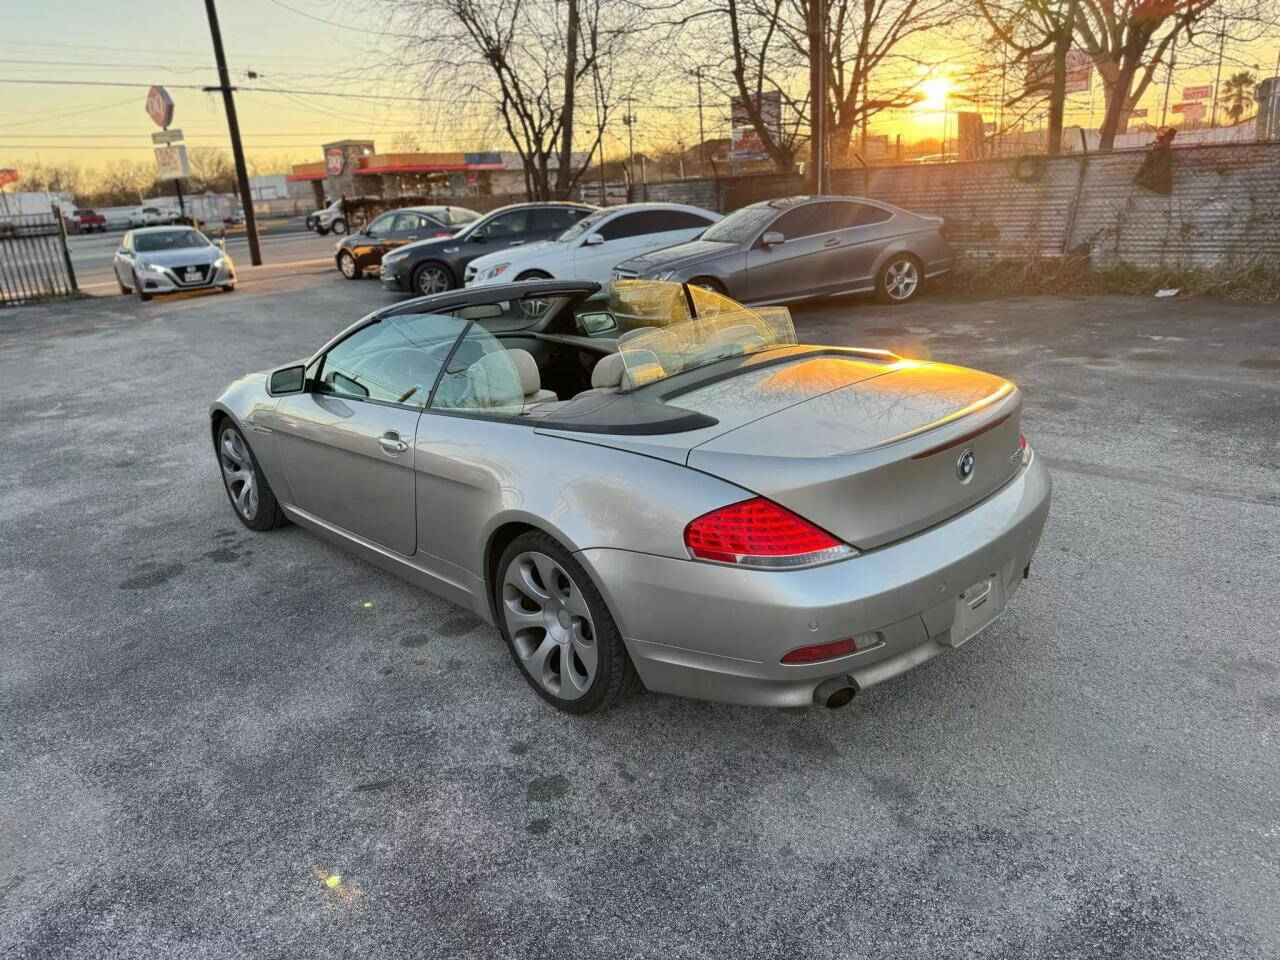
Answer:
[128,206,180,228]
[69,208,107,233]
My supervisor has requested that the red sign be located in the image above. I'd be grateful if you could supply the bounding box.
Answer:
[145,85,174,128]
[0,168,18,188]
[325,147,346,177]
[1172,102,1206,120]
[1182,85,1213,101]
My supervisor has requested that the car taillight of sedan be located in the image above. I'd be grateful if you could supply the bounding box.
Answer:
[683,497,857,568]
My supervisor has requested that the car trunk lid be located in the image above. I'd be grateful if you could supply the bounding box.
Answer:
[682,357,1023,549]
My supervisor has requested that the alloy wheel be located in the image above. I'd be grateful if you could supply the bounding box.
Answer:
[501,551,598,701]
[416,265,451,294]
[339,253,357,278]
[884,258,919,301]
[219,429,258,520]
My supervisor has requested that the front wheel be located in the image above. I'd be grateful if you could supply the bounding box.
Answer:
[412,261,454,295]
[337,251,359,280]
[494,531,638,714]
[688,276,726,295]
[315,226,329,236]
[134,272,152,302]
[217,422,286,531]
[875,255,922,304]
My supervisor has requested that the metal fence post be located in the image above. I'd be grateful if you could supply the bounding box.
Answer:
[54,206,78,293]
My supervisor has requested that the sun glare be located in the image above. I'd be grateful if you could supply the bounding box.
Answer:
[919,76,952,112]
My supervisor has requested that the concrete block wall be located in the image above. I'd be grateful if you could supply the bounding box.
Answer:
[630,141,1280,270]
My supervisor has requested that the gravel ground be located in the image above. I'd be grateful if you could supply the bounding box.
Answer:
[1,277,1277,959]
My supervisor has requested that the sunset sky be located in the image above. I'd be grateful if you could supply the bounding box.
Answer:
[2,0,1276,176]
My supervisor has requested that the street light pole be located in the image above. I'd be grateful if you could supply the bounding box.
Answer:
[203,0,261,265]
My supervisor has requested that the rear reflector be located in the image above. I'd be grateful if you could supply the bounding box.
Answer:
[683,497,856,568]
[781,638,855,663]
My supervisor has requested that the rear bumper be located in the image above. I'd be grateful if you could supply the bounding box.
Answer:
[578,453,1050,707]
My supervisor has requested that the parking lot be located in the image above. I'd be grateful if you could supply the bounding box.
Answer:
[1,275,1277,958]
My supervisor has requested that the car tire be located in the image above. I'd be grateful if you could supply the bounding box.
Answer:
[875,254,922,304]
[412,261,455,295]
[337,251,359,280]
[494,530,638,714]
[216,421,286,532]
[221,283,236,293]
[134,272,152,302]
[316,226,329,236]
[515,269,552,281]
[688,276,726,295]
[118,274,132,295]
[331,218,347,235]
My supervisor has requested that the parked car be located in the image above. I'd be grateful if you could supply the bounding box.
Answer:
[69,208,107,233]
[379,202,596,295]
[306,199,347,236]
[612,195,953,306]
[464,203,721,289]
[334,205,480,280]
[210,278,1050,714]
[128,206,179,228]
[113,226,235,301]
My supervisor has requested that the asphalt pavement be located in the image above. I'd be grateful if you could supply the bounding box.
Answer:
[1,274,1277,959]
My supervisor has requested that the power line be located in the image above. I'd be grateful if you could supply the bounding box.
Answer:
[263,0,408,38]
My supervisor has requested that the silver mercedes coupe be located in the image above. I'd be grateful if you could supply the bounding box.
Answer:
[211,280,1050,713]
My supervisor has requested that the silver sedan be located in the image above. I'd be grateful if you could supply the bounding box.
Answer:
[113,226,235,301]
[210,279,1049,713]
[613,195,954,305]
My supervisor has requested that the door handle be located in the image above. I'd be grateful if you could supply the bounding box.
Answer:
[823,237,840,247]
[406,235,418,241]
[379,430,409,454]
[509,240,524,246]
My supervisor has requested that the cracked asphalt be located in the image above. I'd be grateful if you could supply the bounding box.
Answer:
[1,273,1277,958]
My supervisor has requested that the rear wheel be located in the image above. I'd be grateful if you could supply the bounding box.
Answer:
[331,218,347,235]
[217,422,286,531]
[875,254,922,304]
[412,260,454,295]
[338,251,359,279]
[494,531,637,714]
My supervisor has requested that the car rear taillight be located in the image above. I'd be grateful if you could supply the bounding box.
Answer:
[780,638,855,663]
[683,497,856,568]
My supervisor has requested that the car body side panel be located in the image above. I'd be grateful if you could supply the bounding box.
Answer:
[410,413,754,611]
[210,374,294,503]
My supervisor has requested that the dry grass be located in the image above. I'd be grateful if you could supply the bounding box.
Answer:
[945,255,1280,303]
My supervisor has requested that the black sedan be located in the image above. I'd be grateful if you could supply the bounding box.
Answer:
[378,202,596,295]
[334,205,480,280]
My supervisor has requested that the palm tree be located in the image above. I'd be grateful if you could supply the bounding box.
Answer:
[1221,71,1256,124]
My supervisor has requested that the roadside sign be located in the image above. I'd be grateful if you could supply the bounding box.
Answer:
[325,147,346,177]
[0,168,18,188]
[151,129,184,144]
[146,85,175,128]
[1182,84,1213,101]
[154,145,190,181]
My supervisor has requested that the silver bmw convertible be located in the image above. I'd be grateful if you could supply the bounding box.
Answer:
[211,280,1050,713]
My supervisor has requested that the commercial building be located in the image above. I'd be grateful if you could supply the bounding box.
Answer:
[288,140,588,205]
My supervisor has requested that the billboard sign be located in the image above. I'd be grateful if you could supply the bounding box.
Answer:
[0,168,18,188]
[325,147,346,177]
[1182,84,1213,101]
[154,145,190,181]
[730,90,782,160]
[1171,102,1206,120]
[1027,51,1092,94]
[145,85,174,128]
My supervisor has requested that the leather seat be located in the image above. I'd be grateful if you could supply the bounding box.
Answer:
[507,348,558,404]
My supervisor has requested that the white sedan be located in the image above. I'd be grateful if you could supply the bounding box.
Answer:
[464,202,721,288]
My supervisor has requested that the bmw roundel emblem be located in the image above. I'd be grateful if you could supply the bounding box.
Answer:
[957,448,976,480]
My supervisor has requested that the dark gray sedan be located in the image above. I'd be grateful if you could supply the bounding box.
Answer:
[612,195,954,305]
[379,202,596,295]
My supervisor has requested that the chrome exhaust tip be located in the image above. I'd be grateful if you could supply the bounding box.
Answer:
[813,676,857,709]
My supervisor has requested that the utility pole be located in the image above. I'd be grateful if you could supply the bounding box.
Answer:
[695,68,707,178]
[621,97,637,191]
[203,0,261,265]
[1210,14,1227,127]
[808,0,827,193]
[1046,0,1077,155]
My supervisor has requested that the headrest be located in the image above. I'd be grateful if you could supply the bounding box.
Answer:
[506,348,541,396]
[591,352,627,389]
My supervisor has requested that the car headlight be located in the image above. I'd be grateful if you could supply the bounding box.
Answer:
[648,269,678,281]
[382,251,407,266]
[140,262,168,275]
[479,263,509,281]
[215,255,232,270]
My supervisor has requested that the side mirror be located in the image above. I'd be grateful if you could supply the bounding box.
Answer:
[472,233,486,243]
[584,233,605,246]
[761,231,784,247]
[268,364,307,396]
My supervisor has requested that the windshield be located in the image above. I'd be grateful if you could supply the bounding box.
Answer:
[557,209,608,242]
[701,204,780,244]
[135,229,209,252]
[609,280,795,388]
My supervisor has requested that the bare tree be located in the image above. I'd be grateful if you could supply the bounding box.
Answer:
[186,146,237,193]
[371,0,644,200]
